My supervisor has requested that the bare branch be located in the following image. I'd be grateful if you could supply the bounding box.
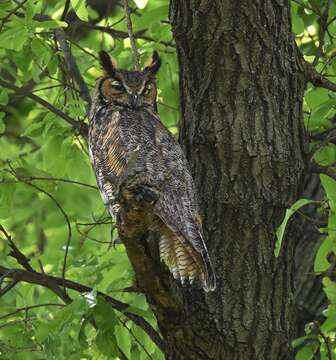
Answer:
[55,28,92,111]
[0,280,19,297]
[0,223,166,351]
[2,175,97,190]
[0,0,29,32]
[313,321,333,360]
[0,79,88,137]
[0,303,64,321]
[0,224,34,272]
[5,164,74,292]
[60,0,71,21]
[309,129,336,158]
[123,0,140,70]
[312,0,332,67]
[310,126,336,141]
[0,265,167,352]
[304,61,336,92]
[311,162,336,182]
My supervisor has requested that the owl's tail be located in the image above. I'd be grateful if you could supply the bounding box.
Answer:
[159,229,216,292]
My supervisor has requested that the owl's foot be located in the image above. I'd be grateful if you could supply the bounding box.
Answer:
[130,184,159,205]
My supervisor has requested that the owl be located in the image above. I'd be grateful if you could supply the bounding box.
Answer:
[88,50,216,292]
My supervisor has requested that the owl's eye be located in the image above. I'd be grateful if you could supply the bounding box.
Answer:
[143,84,152,96]
[111,80,124,92]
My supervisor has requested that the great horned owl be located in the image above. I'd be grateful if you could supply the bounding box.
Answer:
[88,51,216,292]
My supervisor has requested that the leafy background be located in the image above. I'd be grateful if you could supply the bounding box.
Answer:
[0,0,335,359]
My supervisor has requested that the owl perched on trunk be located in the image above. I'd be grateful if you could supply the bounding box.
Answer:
[88,51,216,292]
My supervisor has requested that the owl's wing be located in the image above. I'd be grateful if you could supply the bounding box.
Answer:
[150,122,216,291]
[89,108,129,217]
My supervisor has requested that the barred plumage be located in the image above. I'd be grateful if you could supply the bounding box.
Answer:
[88,51,216,291]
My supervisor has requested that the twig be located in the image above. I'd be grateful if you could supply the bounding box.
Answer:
[55,28,92,111]
[0,280,19,297]
[0,0,29,32]
[0,317,38,330]
[76,225,113,245]
[1,175,97,190]
[309,130,336,158]
[313,321,333,360]
[0,79,88,137]
[311,162,336,181]
[0,224,34,272]
[119,317,153,359]
[123,0,140,70]
[310,126,336,141]
[304,60,336,92]
[0,303,64,321]
[68,38,99,60]
[6,165,72,290]
[0,265,167,352]
[291,0,316,13]
[312,0,332,67]
[60,0,71,21]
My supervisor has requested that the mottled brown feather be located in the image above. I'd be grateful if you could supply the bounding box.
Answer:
[88,57,216,292]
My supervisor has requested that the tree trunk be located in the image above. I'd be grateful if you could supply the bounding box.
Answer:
[117,1,308,359]
[164,0,306,358]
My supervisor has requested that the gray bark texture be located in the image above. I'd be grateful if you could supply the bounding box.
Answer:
[118,1,313,359]
[168,0,307,358]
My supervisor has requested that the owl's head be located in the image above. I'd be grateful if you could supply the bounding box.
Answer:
[98,51,161,110]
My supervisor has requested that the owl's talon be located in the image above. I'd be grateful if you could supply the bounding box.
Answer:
[132,185,159,205]
[180,277,187,287]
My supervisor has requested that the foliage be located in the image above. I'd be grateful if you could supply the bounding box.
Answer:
[1,0,336,359]
[289,1,336,358]
[0,0,173,358]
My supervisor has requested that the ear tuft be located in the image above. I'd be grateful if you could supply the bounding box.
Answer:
[144,51,161,75]
[99,51,117,76]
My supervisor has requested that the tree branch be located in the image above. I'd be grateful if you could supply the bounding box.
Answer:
[310,162,336,181]
[314,321,333,360]
[0,280,19,297]
[60,0,71,21]
[0,175,97,190]
[0,225,34,272]
[0,303,65,321]
[123,0,140,70]
[0,79,88,137]
[312,0,332,67]
[0,0,29,32]
[0,265,167,352]
[309,128,336,158]
[55,28,92,111]
[0,219,166,352]
[6,165,73,290]
[304,60,336,92]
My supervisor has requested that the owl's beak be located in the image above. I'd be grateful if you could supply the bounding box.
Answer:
[130,94,142,109]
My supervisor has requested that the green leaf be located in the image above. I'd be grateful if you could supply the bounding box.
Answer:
[0,91,9,106]
[323,278,336,303]
[275,199,318,257]
[0,27,28,51]
[91,297,120,357]
[296,341,319,360]
[23,121,45,137]
[0,112,5,134]
[31,38,47,58]
[71,0,88,21]
[314,235,335,272]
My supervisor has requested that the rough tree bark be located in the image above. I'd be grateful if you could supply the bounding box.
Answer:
[119,1,308,359]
